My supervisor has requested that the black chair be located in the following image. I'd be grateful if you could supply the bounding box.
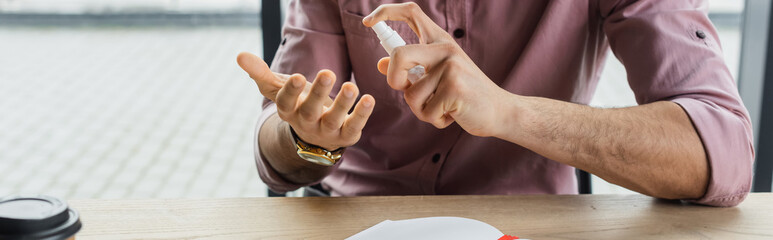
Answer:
[261,0,289,197]
[261,0,282,67]
[749,0,773,192]
[577,170,592,194]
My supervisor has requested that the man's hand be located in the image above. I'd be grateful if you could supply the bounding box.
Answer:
[363,3,710,201]
[237,52,375,150]
[363,3,510,137]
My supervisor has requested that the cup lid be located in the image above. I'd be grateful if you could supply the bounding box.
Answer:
[0,195,81,239]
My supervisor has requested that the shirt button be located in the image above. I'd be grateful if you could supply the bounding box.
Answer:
[696,30,706,39]
[431,153,441,163]
[453,28,465,38]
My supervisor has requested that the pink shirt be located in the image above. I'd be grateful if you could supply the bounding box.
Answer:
[255,0,754,207]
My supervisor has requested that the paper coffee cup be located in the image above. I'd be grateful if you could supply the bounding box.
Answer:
[0,195,82,240]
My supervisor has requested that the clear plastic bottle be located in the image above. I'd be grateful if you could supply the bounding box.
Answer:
[371,21,426,84]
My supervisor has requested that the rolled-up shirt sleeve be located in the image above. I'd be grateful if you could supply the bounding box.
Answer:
[255,0,351,192]
[600,0,754,206]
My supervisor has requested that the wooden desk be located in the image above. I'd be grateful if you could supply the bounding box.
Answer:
[69,193,773,239]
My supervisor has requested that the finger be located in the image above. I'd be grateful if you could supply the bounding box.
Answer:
[387,43,450,90]
[237,52,291,100]
[422,86,455,129]
[321,82,359,131]
[377,57,390,75]
[362,2,443,43]
[297,70,336,121]
[275,74,306,114]
[403,65,443,121]
[341,94,375,139]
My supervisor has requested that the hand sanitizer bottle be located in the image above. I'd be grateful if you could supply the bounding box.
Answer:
[371,21,426,84]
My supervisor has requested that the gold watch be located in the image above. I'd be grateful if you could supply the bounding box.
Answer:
[290,127,344,166]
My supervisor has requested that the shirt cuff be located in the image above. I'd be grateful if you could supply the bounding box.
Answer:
[671,98,754,207]
[253,103,307,193]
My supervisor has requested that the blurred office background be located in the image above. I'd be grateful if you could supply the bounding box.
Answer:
[0,0,767,199]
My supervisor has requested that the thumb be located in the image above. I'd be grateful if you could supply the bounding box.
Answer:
[237,52,285,100]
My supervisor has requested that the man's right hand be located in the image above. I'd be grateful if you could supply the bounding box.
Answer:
[237,52,375,151]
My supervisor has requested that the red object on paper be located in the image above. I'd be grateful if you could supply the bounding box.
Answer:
[498,235,519,240]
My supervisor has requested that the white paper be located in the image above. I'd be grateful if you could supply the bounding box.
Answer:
[346,216,505,240]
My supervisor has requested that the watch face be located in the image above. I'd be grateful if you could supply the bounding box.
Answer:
[298,152,334,166]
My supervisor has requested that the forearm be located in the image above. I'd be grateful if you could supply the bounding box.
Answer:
[499,95,708,199]
[259,113,333,185]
